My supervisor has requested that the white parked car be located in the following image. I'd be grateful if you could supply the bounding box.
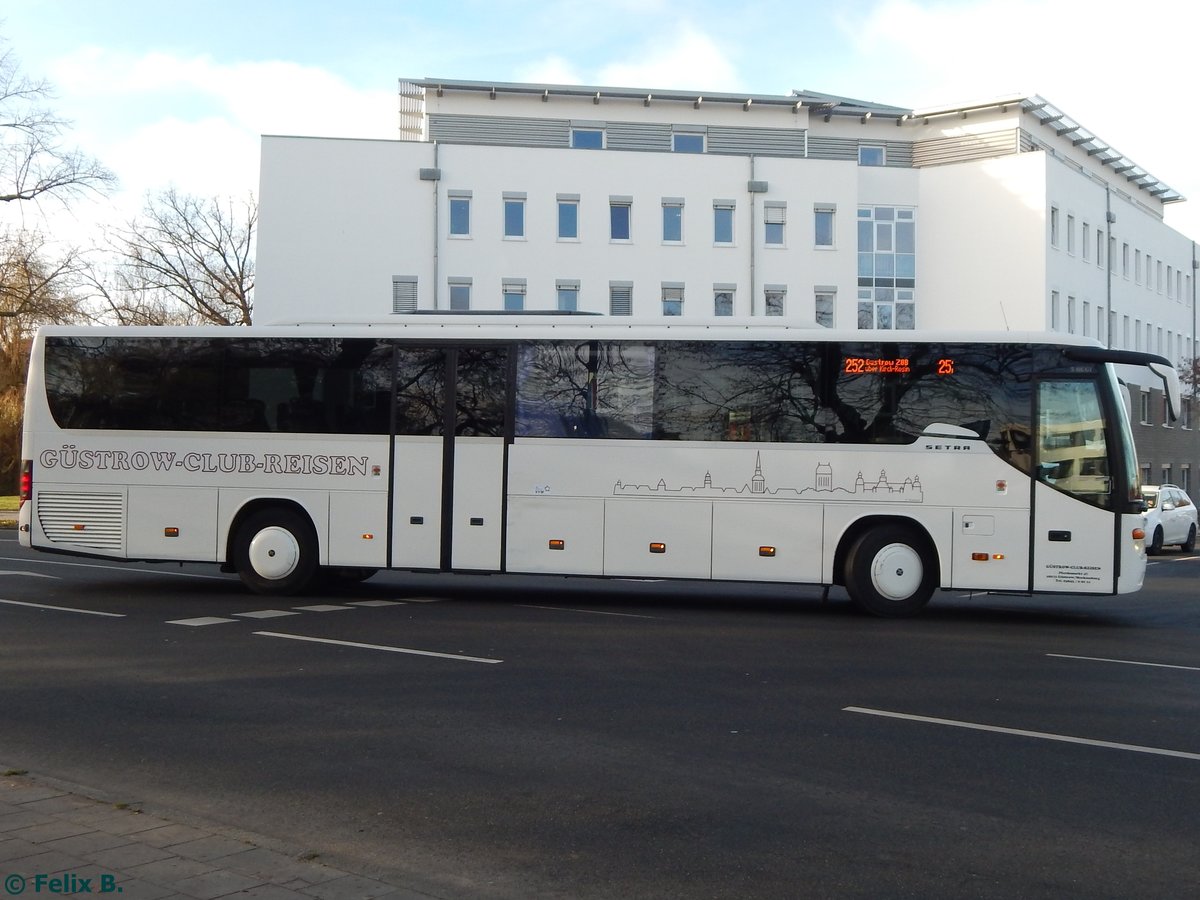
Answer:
[1142,484,1198,555]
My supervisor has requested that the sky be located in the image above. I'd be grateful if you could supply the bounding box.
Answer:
[4,0,1200,246]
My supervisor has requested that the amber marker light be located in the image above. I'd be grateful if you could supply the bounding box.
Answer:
[361,533,374,540]
[649,542,667,554]
[971,552,989,561]
[548,539,565,550]
[759,546,776,557]
[1132,528,1146,541]
[164,527,180,538]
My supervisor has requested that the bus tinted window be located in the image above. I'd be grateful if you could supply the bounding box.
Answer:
[515,340,1035,469]
[394,347,445,435]
[45,336,393,434]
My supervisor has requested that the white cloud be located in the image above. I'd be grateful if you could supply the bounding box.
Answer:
[597,27,741,90]
[840,0,1200,236]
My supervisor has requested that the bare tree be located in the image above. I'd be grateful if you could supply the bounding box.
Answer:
[0,230,85,486]
[0,42,115,206]
[105,188,255,325]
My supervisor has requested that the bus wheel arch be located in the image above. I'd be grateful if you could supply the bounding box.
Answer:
[836,517,939,617]
[228,501,320,595]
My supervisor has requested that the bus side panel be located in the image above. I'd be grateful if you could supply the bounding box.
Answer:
[711,501,824,583]
[127,486,218,561]
[328,491,388,568]
[948,508,1032,591]
[506,496,604,575]
[29,482,127,558]
[604,499,713,579]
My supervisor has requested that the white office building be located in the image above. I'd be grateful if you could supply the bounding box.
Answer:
[255,77,1198,493]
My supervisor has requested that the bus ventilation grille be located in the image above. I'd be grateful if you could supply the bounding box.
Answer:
[37,492,125,551]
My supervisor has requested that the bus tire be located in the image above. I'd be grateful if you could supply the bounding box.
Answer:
[844,525,936,618]
[233,508,318,595]
[1147,527,1163,556]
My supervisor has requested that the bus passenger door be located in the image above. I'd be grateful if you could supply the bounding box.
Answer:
[390,347,447,570]
[1030,378,1118,593]
[446,347,508,571]
[389,345,509,572]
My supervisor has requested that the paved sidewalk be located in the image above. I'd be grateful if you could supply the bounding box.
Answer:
[0,770,432,899]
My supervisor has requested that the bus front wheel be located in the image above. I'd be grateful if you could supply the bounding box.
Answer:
[233,508,318,595]
[844,525,936,618]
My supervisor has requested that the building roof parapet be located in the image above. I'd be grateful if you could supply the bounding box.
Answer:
[403,79,1182,203]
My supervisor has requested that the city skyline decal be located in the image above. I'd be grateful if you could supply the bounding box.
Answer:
[613,453,923,503]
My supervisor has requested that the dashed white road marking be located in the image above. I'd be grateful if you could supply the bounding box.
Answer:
[254,631,503,664]
[844,706,1200,761]
[347,600,405,607]
[1047,653,1200,672]
[291,604,353,612]
[517,604,660,620]
[234,609,301,619]
[0,555,230,580]
[0,597,125,617]
[0,570,59,580]
[167,616,239,627]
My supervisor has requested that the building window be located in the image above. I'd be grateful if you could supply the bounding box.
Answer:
[609,282,633,316]
[814,205,835,248]
[1122,243,1130,278]
[1096,229,1104,267]
[449,194,471,237]
[391,276,418,314]
[1067,296,1076,334]
[556,280,579,312]
[1181,465,1191,493]
[557,196,579,240]
[1140,462,1152,486]
[503,195,525,239]
[764,285,786,317]
[1067,215,1076,254]
[1097,306,1106,344]
[714,288,734,316]
[1135,249,1142,283]
[713,202,734,245]
[1163,395,1173,428]
[858,206,915,329]
[1082,223,1091,261]
[858,145,885,166]
[1082,301,1090,337]
[1050,207,1059,247]
[503,280,526,311]
[1162,465,1172,485]
[815,290,835,328]
[448,279,471,311]
[662,285,684,316]
[662,199,683,243]
[571,127,604,149]
[764,203,786,246]
[1140,390,1151,425]
[610,199,632,241]
[672,131,705,153]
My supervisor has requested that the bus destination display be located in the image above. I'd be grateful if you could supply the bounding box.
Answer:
[842,357,956,375]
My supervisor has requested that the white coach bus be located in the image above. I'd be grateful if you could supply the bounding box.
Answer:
[18,319,1180,616]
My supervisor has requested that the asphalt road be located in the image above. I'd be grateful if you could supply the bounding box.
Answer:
[2,529,1198,899]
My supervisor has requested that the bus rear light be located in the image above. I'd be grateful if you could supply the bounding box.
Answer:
[1132,528,1146,541]
[548,539,565,550]
[19,460,32,506]
[759,546,776,557]
[649,542,667,554]
[164,527,179,538]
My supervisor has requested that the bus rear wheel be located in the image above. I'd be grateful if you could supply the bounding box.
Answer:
[233,508,318,595]
[844,525,936,618]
